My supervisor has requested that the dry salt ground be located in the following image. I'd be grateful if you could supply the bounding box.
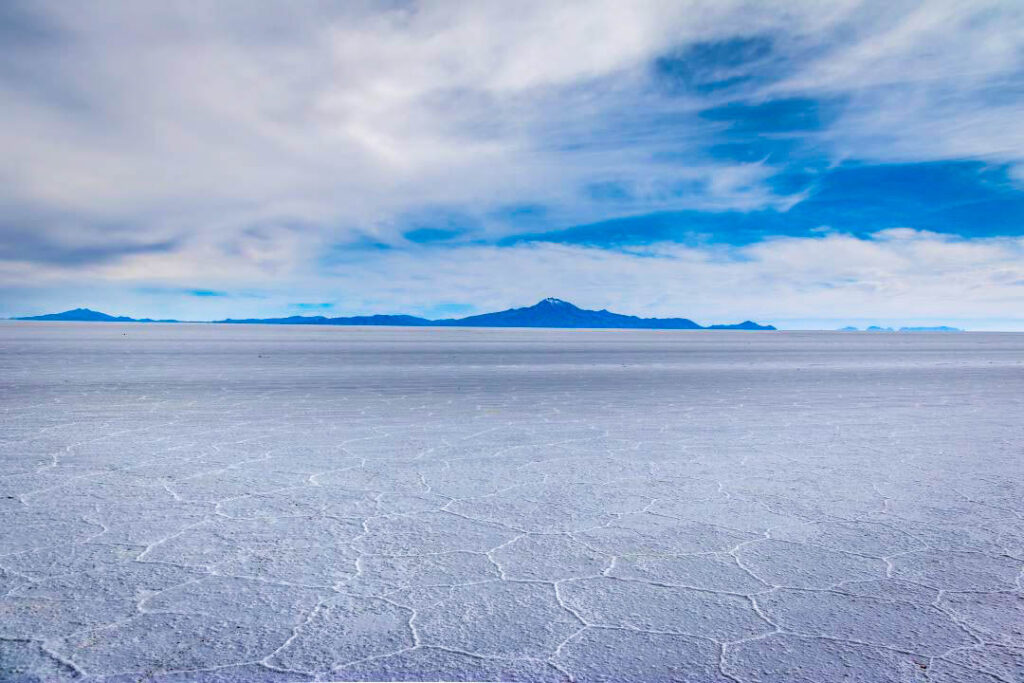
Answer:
[1,323,1022,682]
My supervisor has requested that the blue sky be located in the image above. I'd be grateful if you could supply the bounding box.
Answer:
[0,1,1022,328]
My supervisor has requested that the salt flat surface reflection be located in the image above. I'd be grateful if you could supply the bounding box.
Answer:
[1,323,1022,682]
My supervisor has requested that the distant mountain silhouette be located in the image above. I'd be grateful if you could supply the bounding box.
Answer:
[218,314,432,326]
[707,320,776,330]
[14,308,178,323]
[15,300,775,330]
[898,326,963,332]
[219,298,774,329]
[434,298,706,329]
[837,325,964,332]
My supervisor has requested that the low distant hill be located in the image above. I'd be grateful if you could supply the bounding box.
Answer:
[433,298,706,329]
[218,314,432,326]
[14,299,776,330]
[838,324,964,332]
[707,321,777,330]
[898,326,963,332]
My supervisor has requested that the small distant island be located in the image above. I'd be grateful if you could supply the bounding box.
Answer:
[13,299,776,330]
[838,325,964,333]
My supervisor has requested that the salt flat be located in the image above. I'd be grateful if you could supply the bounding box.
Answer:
[1,323,1021,682]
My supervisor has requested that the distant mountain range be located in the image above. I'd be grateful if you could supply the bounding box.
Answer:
[14,308,180,323]
[838,325,963,332]
[14,299,776,330]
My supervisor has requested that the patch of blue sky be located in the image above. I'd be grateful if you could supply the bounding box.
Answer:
[400,206,479,243]
[584,182,634,202]
[699,97,842,134]
[403,227,464,243]
[401,205,550,244]
[136,286,228,298]
[319,235,394,266]
[487,203,548,223]
[290,302,333,310]
[418,302,475,319]
[651,35,778,96]
[500,161,1024,247]
[703,138,802,164]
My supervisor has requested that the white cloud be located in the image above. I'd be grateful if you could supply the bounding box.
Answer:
[2,3,1019,240]
[0,0,1021,321]
[769,0,1024,164]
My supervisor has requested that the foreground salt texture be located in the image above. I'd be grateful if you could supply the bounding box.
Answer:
[0,323,1021,682]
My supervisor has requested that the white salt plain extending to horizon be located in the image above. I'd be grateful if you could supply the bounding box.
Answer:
[1,322,1021,683]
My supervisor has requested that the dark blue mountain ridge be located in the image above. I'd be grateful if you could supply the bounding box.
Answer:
[14,300,776,330]
[14,308,179,323]
[433,297,707,329]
